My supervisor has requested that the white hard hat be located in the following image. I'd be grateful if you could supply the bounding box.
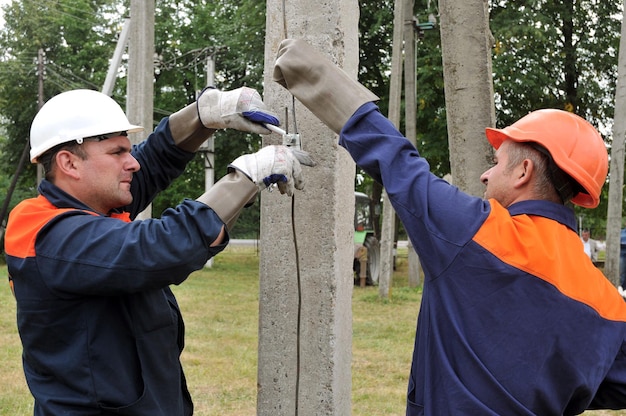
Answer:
[29,89,143,163]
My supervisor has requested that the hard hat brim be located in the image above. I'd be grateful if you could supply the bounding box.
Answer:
[30,124,143,163]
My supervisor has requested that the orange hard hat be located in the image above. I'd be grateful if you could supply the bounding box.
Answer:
[485,109,607,208]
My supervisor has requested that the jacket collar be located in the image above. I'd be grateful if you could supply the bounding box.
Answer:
[38,179,127,218]
[506,199,577,232]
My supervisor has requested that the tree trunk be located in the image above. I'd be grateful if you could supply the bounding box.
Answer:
[604,0,626,287]
[403,0,422,288]
[379,0,405,299]
[438,0,494,195]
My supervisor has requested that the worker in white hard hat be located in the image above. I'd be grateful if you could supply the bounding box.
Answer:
[4,87,313,416]
[273,39,626,414]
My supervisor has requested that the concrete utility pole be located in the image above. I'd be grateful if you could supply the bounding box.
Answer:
[127,0,155,220]
[404,0,417,158]
[203,55,216,268]
[403,0,423,288]
[259,1,358,414]
[604,1,626,287]
[37,48,45,185]
[439,0,494,195]
[102,18,131,97]
[379,0,405,299]
[203,55,215,203]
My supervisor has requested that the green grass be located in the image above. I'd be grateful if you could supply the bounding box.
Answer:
[0,247,624,415]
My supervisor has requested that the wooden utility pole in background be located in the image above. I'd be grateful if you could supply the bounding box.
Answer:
[439,0,494,195]
[403,0,423,288]
[127,0,155,219]
[102,19,131,97]
[37,48,45,185]
[604,1,626,287]
[203,55,215,206]
[379,0,405,300]
[202,55,216,268]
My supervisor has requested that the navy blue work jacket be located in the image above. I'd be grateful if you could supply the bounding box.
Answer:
[5,118,227,415]
[340,103,626,415]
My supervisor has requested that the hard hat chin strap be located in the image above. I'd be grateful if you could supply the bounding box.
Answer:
[548,162,578,204]
[529,142,580,204]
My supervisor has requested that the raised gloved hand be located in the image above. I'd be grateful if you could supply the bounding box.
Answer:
[197,86,279,134]
[273,39,379,134]
[229,145,316,196]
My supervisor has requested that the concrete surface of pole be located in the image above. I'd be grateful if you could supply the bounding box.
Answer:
[604,1,626,287]
[259,1,359,414]
[439,0,494,196]
[379,0,405,299]
[127,0,155,220]
[403,0,422,288]
[203,56,215,268]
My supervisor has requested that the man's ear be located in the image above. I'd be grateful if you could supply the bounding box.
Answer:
[513,158,533,189]
[55,150,81,180]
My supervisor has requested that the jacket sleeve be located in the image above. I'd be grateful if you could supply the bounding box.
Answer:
[34,200,226,296]
[338,103,491,278]
[124,117,196,218]
[588,346,626,410]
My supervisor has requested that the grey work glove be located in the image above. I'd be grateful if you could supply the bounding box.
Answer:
[197,86,279,134]
[169,102,215,152]
[229,145,316,197]
[196,169,258,231]
[273,39,378,134]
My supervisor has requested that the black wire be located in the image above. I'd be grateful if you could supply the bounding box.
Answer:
[292,193,302,416]
[279,4,301,413]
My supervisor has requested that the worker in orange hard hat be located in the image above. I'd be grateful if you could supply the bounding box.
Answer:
[272,38,626,414]
[482,109,607,209]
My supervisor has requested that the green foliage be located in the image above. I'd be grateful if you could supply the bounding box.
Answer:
[0,1,267,238]
[0,0,623,237]
[358,0,394,112]
[358,0,450,184]
[490,0,621,127]
[149,1,267,236]
[413,1,449,177]
[0,0,122,212]
[490,0,622,227]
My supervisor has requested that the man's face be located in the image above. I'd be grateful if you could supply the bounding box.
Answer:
[582,230,590,241]
[75,135,140,214]
[480,140,518,207]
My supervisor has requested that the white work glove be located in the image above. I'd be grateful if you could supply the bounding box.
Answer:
[229,145,315,196]
[197,86,279,134]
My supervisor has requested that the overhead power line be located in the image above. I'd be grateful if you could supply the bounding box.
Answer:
[29,0,108,26]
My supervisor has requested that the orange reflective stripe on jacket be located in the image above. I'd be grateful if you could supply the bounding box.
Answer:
[473,202,626,322]
[5,195,130,259]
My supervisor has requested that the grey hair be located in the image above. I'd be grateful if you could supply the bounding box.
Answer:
[505,141,577,204]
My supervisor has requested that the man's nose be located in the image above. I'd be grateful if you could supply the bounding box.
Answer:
[480,169,490,186]
[127,154,141,172]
